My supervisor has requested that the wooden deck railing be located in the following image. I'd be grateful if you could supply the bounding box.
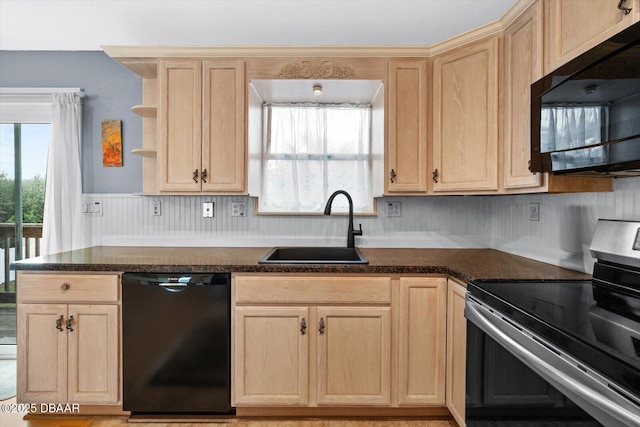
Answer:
[0,223,42,300]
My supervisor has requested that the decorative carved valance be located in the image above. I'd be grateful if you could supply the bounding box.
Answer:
[279,59,356,79]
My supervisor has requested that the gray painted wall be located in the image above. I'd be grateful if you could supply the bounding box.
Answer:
[0,50,143,193]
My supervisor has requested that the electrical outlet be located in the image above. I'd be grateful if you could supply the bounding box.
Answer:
[231,202,246,217]
[202,202,214,218]
[529,202,540,221]
[152,199,161,216]
[386,202,402,217]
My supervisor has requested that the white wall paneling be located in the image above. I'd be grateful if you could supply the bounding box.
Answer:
[83,194,488,249]
[487,177,640,272]
[83,177,640,273]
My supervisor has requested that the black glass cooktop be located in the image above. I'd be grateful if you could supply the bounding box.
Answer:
[468,280,640,400]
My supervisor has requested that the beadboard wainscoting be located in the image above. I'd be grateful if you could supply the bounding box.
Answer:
[82,195,488,249]
[82,177,640,273]
[488,177,640,273]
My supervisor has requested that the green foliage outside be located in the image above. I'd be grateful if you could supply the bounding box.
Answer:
[0,171,45,223]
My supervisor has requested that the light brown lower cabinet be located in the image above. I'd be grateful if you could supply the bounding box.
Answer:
[17,272,120,405]
[234,304,391,407]
[233,274,446,410]
[446,279,467,427]
[316,306,391,406]
[397,277,446,405]
[234,306,310,406]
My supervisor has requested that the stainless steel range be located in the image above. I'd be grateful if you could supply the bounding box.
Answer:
[465,219,640,426]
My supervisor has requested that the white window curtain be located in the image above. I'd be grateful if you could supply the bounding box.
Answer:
[260,103,372,213]
[42,92,83,255]
[540,104,608,152]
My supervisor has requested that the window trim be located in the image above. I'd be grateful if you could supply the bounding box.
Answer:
[0,87,82,123]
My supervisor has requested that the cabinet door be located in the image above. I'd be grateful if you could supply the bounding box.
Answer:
[316,307,391,406]
[158,59,202,192]
[433,37,499,192]
[202,60,246,193]
[386,59,429,193]
[234,306,309,406]
[17,304,67,403]
[446,280,467,427]
[544,0,639,73]
[397,277,446,405]
[67,304,119,404]
[504,1,544,190]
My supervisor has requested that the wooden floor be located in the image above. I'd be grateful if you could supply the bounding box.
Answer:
[1,398,457,427]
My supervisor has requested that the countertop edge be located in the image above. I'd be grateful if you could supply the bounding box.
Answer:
[9,246,590,283]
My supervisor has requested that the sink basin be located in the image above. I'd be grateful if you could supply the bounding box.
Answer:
[259,247,369,264]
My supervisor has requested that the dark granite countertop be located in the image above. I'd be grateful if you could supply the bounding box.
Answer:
[10,246,591,283]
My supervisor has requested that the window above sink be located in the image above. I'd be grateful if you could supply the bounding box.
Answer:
[247,79,385,215]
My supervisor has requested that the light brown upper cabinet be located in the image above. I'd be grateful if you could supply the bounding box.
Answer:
[432,37,500,193]
[157,59,246,193]
[503,0,544,190]
[386,59,430,194]
[544,0,639,73]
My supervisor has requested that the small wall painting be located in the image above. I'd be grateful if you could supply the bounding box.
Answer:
[102,119,123,167]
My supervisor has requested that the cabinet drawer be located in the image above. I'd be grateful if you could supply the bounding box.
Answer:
[234,275,391,304]
[17,273,120,303]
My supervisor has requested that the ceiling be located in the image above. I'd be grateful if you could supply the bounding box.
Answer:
[0,0,517,51]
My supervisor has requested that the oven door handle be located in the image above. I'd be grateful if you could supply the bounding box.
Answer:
[465,296,640,427]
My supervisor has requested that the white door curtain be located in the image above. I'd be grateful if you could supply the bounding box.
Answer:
[42,92,84,255]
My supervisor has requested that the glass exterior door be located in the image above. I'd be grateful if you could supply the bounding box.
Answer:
[0,123,48,348]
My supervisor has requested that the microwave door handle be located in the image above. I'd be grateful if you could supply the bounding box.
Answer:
[465,298,640,427]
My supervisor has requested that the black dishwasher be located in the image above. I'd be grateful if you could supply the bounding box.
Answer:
[122,272,232,415]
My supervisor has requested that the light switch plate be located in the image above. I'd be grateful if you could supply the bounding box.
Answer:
[83,200,103,216]
[203,202,214,218]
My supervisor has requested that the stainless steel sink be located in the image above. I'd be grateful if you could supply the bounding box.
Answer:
[258,247,369,264]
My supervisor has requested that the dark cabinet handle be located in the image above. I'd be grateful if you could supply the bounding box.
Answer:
[432,168,439,183]
[300,317,307,335]
[319,317,325,334]
[56,315,64,332]
[65,315,74,332]
[390,169,397,183]
[193,169,199,183]
[60,283,70,291]
[618,0,632,15]
[201,169,207,183]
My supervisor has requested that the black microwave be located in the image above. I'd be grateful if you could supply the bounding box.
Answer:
[530,21,640,177]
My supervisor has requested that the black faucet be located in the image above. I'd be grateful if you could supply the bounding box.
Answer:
[323,190,363,249]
